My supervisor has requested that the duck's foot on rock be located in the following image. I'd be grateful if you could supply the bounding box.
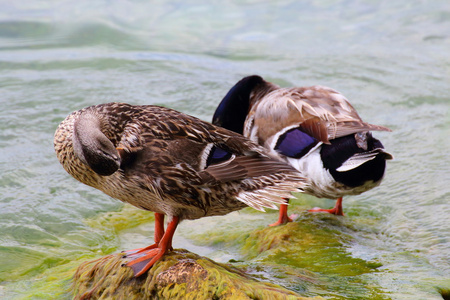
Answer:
[124,247,168,277]
[269,214,300,226]
[308,207,344,216]
[308,197,344,216]
[72,249,319,300]
[268,203,299,226]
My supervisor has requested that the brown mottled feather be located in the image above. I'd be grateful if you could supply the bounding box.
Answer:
[54,102,308,221]
[202,156,296,183]
[247,84,391,145]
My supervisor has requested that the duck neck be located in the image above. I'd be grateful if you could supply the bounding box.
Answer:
[212,75,278,134]
[72,111,120,176]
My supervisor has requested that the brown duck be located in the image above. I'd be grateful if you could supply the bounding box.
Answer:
[54,102,307,276]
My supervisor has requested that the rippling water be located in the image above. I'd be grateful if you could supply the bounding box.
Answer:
[1,1,449,299]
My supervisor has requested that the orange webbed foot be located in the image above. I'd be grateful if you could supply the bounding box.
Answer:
[308,207,344,216]
[122,215,179,277]
[122,244,158,257]
[124,247,167,277]
[308,197,344,216]
[268,203,298,226]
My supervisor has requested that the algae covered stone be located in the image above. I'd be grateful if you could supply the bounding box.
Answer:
[72,249,322,300]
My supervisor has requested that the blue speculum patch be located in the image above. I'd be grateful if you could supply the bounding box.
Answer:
[275,128,318,158]
[207,146,233,166]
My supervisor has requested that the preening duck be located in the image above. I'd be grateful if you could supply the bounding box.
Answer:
[54,102,307,276]
[212,75,393,226]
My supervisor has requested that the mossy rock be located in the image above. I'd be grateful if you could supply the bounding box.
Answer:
[72,249,322,300]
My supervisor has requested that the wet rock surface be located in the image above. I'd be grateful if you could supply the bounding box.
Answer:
[72,249,322,300]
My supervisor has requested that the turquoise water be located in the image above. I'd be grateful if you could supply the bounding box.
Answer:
[0,1,449,299]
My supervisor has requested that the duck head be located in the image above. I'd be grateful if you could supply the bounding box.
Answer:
[72,112,121,176]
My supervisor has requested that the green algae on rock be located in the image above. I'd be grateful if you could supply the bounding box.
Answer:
[188,205,389,299]
[72,249,322,300]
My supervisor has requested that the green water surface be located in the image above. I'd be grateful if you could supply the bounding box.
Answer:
[0,1,449,299]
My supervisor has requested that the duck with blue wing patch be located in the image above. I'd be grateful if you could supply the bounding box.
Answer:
[54,102,307,277]
[213,75,392,226]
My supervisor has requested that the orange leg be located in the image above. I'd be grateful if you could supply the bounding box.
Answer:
[123,212,166,256]
[125,216,179,277]
[308,197,344,216]
[154,212,165,244]
[269,198,298,226]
